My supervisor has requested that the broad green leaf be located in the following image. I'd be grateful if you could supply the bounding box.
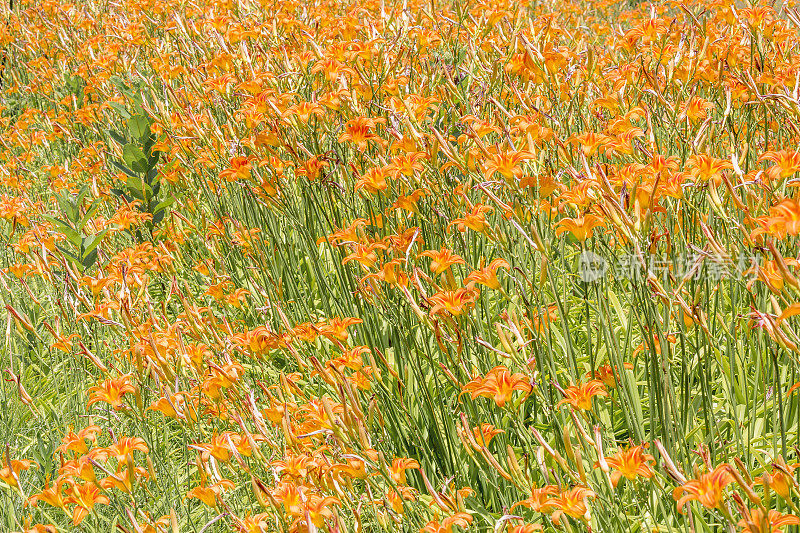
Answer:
[128,114,151,141]
[123,143,148,173]
[110,159,138,178]
[108,129,127,146]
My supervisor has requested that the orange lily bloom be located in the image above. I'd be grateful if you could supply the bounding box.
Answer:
[558,380,608,410]
[86,375,137,410]
[448,204,494,235]
[550,486,596,521]
[420,512,473,533]
[760,150,800,183]
[303,494,341,527]
[59,450,106,483]
[108,436,149,461]
[186,479,235,508]
[764,199,800,237]
[462,366,532,407]
[0,456,36,488]
[554,215,605,243]
[755,460,800,499]
[56,425,101,456]
[484,150,535,181]
[338,116,385,152]
[683,96,714,123]
[601,445,656,487]
[686,154,732,185]
[508,526,543,533]
[465,258,509,290]
[66,481,110,526]
[219,156,252,182]
[428,288,479,317]
[738,508,800,533]
[362,259,409,288]
[470,424,504,448]
[355,166,391,194]
[99,465,149,494]
[673,464,733,512]
[586,363,633,389]
[420,247,466,275]
[570,132,607,157]
[316,316,363,342]
[511,485,558,513]
[389,458,420,484]
[392,189,425,215]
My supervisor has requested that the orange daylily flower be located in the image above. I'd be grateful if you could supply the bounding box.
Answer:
[108,436,149,461]
[760,150,800,183]
[554,214,605,243]
[56,425,101,456]
[755,460,800,499]
[392,189,425,215]
[86,375,137,410]
[508,526,543,533]
[420,512,473,533]
[753,199,800,239]
[570,132,607,157]
[29,477,68,511]
[558,380,608,410]
[0,456,36,489]
[389,458,420,484]
[316,316,363,342]
[428,287,479,317]
[550,486,596,521]
[448,204,494,235]
[187,479,235,508]
[686,154,732,185]
[219,156,252,182]
[355,166,392,194]
[467,423,504,450]
[302,494,341,528]
[362,260,409,288]
[683,96,714,123]
[586,363,633,389]
[465,258,509,290]
[99,465,149,494]
[738,508,800,533]
[462,366,532,407]
[419,247,466,275]
[338,116,385,151]
[65,481,110,526]
[673,464,733,512]
[600,445,656,487]
[511,485,559,513]
[484,150,535,180]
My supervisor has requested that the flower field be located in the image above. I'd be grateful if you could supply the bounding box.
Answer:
[3,0,800,531]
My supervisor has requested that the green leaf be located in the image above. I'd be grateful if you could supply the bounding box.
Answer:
[108,101,131,119]
[110,160,137,178]
[147,150,160,171]
[81,230,108,258]
[79,202,101,230]
[82,248,99,270]
[108,129,127,146]
[56,244,81,265]
[41,215,81,246]
[128,115,151,142]
[153,196,175,214]
[123,144,148,173]
[55,195,77,223]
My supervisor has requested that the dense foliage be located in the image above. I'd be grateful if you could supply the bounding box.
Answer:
[2,0,800,531]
